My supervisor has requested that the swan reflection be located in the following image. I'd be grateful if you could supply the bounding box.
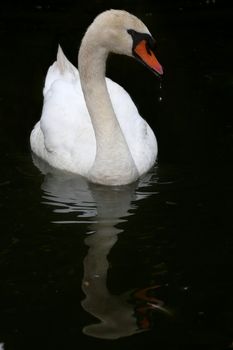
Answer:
[33,155,169,339]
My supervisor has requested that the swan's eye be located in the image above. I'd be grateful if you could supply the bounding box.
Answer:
[127,29,156,55]
[127,29,151,45]
[127,29,163,77]
[146,37,156,53]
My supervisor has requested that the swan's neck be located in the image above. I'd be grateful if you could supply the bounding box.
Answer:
[78,33,138,185]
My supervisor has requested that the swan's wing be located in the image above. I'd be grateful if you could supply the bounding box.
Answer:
[31,47,95,175]
[106,78,157,175]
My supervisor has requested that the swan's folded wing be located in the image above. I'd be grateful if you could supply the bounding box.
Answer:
[31,47,96,175]
[106,78,157,175]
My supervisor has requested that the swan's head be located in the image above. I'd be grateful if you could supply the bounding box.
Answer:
[84,9,163,78]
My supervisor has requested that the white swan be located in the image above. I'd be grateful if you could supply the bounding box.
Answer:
[30,9,163,186]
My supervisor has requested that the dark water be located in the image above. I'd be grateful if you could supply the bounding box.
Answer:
[0,1,233,348]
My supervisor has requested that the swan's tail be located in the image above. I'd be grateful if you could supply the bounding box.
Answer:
[56,45,77,75]
[43,45,78,95]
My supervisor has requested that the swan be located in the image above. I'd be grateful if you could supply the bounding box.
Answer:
[30,9,163,186]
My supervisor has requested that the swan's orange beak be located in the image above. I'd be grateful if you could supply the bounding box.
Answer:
[134,39,163,77]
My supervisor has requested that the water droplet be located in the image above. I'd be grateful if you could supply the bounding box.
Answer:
[86,230,95,235]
